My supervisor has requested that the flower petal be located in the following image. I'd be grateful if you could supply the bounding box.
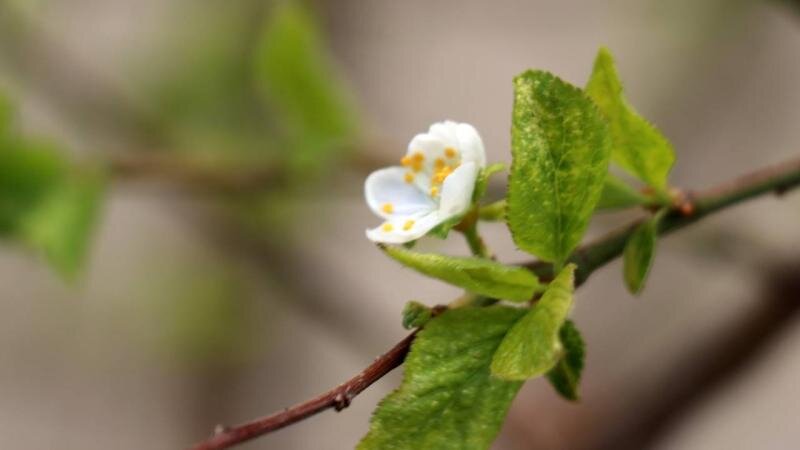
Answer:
[365,210,442,244]
[365,167,435,219]
[438,161,479,218]
[455,122,486,167]
[407,133,446,158]
[428,121,460,148]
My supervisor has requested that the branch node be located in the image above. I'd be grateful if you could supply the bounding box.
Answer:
[334,391,353,411]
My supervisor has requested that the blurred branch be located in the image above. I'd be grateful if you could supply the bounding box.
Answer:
[109,152,285,194]
[108,145,393,193]
[189,155,800,449]
[598,258,800,450]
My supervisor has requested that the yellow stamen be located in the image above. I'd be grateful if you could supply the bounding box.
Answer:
[404,172,415,183]
[434,158,446,169]
[445,147,457,158]
[430,186,439,197]
[412,161,423,172]
[400,156,413,167]
[403,220,415,231]
[381,203,394,214]
[412,152,425,163]
[382,223,394,232]
[433,166,454,184]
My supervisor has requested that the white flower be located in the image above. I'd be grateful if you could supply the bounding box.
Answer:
[365,120,486,244]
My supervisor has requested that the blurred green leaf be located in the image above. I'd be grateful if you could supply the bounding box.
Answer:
[508,71,611,267]
[142,2,272,154]
[0,96,105,279]
[491,264,576,380]
[623,210,664,295]
[256,2,359,170]
[546,319,585,401]
[0,136,66,234]
[358,306,525,450]
[586,48,675,195]
[20,170,106,279]
[401,301,432,330]
[383,245,543,302]
[597,173,649,211]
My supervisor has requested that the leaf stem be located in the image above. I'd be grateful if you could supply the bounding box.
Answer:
[478,199,506,221]
[462,223,491,258]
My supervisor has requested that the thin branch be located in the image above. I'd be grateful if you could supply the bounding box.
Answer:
[108,153,287,194]
[189,332,418,450]
[189,155,800,450]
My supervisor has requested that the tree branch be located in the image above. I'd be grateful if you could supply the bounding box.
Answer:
[188,155,800,450]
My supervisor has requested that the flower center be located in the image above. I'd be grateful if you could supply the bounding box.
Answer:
[400,147,461,197]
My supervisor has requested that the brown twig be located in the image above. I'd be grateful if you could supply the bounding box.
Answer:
[108,152,287,194]
[189,332,417,450]
[188,155,800,450]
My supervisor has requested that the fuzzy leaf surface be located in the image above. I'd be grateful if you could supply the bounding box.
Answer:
[586,48,675,192]
[508,71,611,265]
[358,306,526,450]
[384,246,543,302]
[491,264,576,380]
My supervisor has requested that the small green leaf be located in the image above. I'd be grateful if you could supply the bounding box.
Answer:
[622,210,664,295]
[401,301,432,330]
[0,137,67,234]
[546,320,585,401]
[256,2,359,170]
[597,173,649,211]
[491,264,576,380]
[427,214,463,240]
[358,306,525,450]
[21,171,106,279]
[383,245,542,302]
[586,48,675,194]
[473,162,505,202]
[508,71,611,267]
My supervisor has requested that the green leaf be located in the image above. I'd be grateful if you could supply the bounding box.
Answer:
[0,136,67,234]
[546,320,585,401]
[586,48,675,193]
[473,162,505,202]
[0,93,13,136]
[622,210,664,295]
[383,245,543,302]
[597,173,649,211]
[491,264,576,380]
[402,301,433,330]
[20,171,106,279]
[427,214,462,240]
[256,2,359,169]
[0,107,106,279]
[358,306,525,450]
[508,70,611,266]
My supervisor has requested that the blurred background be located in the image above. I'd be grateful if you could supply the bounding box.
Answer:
[1,0,800,449]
